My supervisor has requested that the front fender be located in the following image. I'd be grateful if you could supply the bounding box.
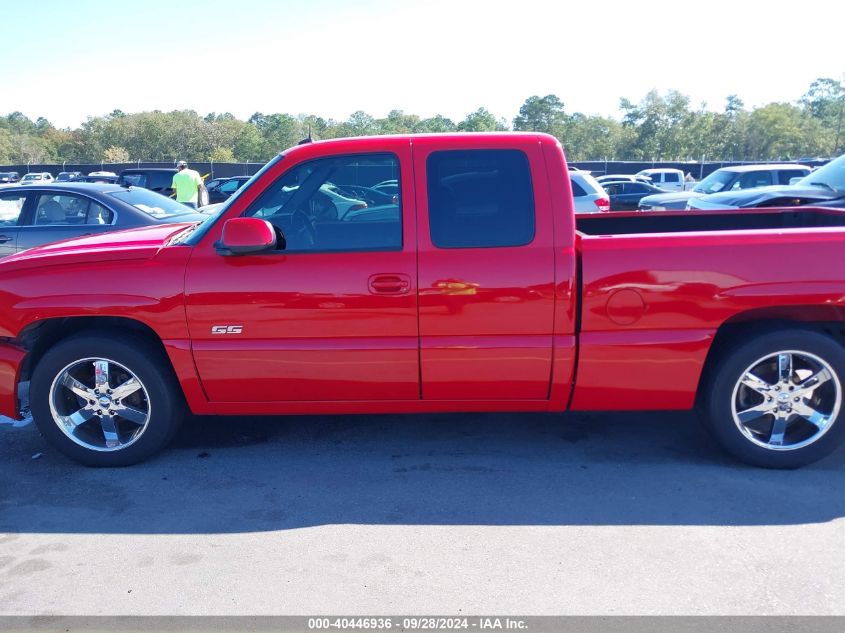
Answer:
[0,341,26,419]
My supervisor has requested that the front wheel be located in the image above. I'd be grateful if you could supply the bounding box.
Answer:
[30,333,184,467]
[703,328,845,468]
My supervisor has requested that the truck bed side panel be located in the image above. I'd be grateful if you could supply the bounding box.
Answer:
[571,228,845,410]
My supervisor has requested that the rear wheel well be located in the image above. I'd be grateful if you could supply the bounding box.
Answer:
[697,317,845,406]
[17,317,169,384]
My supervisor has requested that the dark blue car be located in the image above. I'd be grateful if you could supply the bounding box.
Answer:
[0,182,206,257]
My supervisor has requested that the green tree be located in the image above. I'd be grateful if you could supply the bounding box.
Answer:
[801,76,845,155]
[103,146,130,162]
[208,146,236,162]
[745,102,811,160]
[513,95,567,137]
[416,115,456,133]
[458,108,506,132]
[0,128,14,163]
[346,111,377,136]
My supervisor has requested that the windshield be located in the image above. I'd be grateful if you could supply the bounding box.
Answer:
[109,187,197,218]
[796,154,845,192]
[692,170,735,194]
[22,174,41,181]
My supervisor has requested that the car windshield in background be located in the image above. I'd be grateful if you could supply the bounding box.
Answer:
[797,154,845,192]
[109,188,196,218]
[693,170,734,194]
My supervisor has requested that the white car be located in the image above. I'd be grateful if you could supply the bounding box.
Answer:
[636,168,691,192]
[596,174,651,185]
[20,172,54,185]
[571,171,610,213]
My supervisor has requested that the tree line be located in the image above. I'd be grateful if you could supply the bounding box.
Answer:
[1,75,842,165]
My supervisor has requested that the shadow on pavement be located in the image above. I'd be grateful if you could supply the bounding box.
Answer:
[1,410,843,532]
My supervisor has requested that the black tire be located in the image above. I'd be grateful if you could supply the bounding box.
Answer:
[703,328,845,468]
[30,332,184,467]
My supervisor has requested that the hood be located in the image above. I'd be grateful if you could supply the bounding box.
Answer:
[0,222,197,271]
[696,185,844,207]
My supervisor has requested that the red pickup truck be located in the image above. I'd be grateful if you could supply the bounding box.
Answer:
[2,133,845,469]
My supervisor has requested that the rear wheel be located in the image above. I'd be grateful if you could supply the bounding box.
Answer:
[30,333,184,466]
[704,328,845,468]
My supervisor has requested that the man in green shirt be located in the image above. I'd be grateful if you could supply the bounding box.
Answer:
[172,160,204,208]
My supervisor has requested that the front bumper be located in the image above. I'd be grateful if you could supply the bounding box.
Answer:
[0,341,26,419]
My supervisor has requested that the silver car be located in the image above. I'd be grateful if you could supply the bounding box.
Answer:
[571,171,609,213]
[638,164,812,211]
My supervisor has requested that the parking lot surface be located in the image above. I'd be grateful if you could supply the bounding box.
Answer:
[1,410,845,615]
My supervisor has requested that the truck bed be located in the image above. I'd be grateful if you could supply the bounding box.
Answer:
[575,207,845,235]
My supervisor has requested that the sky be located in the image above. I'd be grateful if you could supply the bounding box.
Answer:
[0,0,843,128]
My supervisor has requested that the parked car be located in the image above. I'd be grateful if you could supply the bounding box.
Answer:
[0,183,205,258]
[207,176,251,204]
[330,184,398,207]
[636,168,692,192]
[638,164,813,211]
[80,174,119,184]
[204,177,229,192]
[117,168,178,197]
[571,170,610,212]
[686,155,845,210]
[0,172,20,184]
[55,171,85,182]
[596,174,651,185]
[20,172,54,185]
[602,180,667,211]
[10,134,845,469]
[372,179,399,195]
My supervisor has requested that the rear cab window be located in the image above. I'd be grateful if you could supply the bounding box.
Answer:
[426,149,535,248]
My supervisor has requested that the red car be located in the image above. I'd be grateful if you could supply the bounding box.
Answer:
[1,132,845,468]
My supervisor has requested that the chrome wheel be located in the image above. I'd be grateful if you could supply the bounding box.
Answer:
[731,350,841,451]
[48,357,151,452]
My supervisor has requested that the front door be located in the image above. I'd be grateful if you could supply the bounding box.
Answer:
[17,191,117,252]
[413,138,557,400]
[0,190,27,257]
[184,142,419,403]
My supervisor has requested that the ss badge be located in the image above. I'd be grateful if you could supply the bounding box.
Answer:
[211,325,243,335]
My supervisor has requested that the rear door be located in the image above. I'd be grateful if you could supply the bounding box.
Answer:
[0,190,28,256]
[413,137,556,400]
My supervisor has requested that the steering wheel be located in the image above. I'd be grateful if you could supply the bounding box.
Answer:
[290,209,316,248]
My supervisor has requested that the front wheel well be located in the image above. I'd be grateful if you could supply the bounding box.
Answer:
[17,317,170,384]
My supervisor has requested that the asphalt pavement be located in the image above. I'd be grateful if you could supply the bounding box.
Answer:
[1,410,844,615]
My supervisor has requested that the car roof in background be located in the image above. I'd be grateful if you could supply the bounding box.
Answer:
[716,163,811,173]
[119,167,177,173]
[0,182,125,194]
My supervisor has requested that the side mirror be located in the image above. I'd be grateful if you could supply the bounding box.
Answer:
[216,217,277,256]
[789,177,803,185]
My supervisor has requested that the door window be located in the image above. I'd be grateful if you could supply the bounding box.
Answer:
[217,179,243,194]
[242,153,402,252]
[32,194,114,225]
[0,192,26,226]
[427,149,535,248]
[664,172,681,183]
[733,171,773,189]
[777,169,810,185]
